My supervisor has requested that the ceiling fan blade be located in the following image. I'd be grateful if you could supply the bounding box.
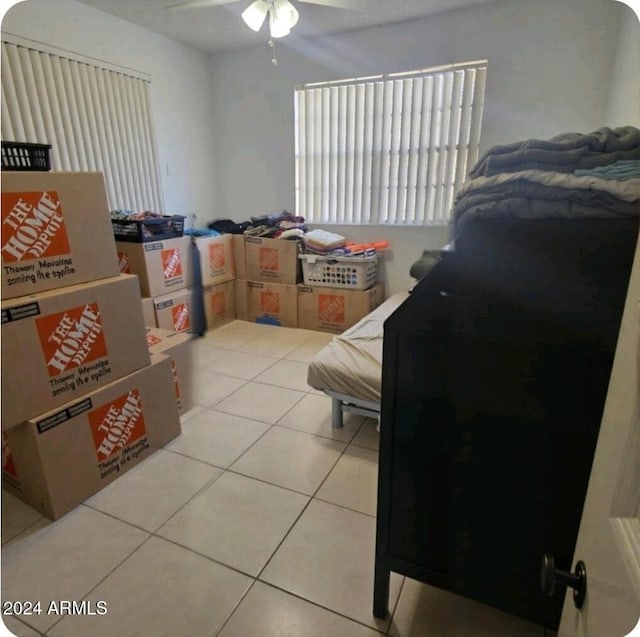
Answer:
[297,0,368,10]
[166,0,240,11]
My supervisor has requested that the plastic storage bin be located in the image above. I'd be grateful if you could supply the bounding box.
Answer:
[299,253,378,290]
[1,142,52,171]
[111,215,185,243]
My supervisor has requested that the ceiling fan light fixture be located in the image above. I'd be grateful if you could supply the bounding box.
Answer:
[241,0,268,32]
[274,0,299,28]
[269,0,298,38]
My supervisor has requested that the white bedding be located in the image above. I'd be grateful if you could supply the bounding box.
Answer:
[306,292,409,403]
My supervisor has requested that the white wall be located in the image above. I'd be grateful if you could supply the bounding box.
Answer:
[2,0,218,222]
[209,0,622,294]
[606,3,640,127]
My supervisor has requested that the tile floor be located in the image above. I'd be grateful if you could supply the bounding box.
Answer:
[2,320,549,637]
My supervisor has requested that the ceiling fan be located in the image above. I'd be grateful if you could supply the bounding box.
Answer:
[166,0,366,40]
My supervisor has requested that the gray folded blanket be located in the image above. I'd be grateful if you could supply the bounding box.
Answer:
[450,180,639,238]
[469,126,640,178]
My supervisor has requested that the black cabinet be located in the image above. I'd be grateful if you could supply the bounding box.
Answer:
[374,217,638,630]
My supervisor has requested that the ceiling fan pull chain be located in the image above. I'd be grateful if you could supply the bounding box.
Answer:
[269,37,278,65]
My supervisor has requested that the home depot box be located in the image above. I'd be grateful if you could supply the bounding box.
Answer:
[146,327,193,414]
[2,354,181,520]
[1,274,150,430]
[116,236,193,298]
[244,236,301,285]
[235,279,248,321]
[141,297,156,327]
[247,280,298,328]
[297,282,385,334]
[154,287,192,333]
[1,171,120,299]
[195,234,234,287]
[204,280,235,330]
[233,234,246,279]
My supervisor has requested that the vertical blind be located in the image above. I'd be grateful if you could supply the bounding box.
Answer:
[1,40,163,212]
[295,60,487,225]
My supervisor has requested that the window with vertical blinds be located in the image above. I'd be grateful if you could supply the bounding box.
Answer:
[294,60,487,226]
[1,39,164,212]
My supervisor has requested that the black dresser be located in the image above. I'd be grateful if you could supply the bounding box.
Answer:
[374,216,639,629]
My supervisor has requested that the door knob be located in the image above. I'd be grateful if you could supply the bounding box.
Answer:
[541,554,587,609]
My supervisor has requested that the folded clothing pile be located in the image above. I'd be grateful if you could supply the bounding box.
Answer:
[450,126,640,240]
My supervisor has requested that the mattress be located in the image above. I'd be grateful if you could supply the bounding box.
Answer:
[307,292,409,403]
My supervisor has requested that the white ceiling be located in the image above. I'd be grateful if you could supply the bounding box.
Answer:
[77,0,504,54]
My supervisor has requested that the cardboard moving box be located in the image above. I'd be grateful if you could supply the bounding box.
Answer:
[233,234,246,280]
[1,274,151,430]
[146,327,194,413]
[244,236,301,285]
[116,236,193,298]
[141,297,156,327]
[1,171,120,299]
[195,234,234,287]
[154,287,192,333]
[204,280,235,330]
[235,279,248,321]
[247,280,298,328]
[2,354,181,520]
[298,282,385,333]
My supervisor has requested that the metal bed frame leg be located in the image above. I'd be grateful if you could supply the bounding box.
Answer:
[331,398,344,428]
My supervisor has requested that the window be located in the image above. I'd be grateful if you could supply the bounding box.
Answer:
[294,60,487,226]
[1,38,164,212]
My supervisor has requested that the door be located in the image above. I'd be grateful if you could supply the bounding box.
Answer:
[558,232,640,637]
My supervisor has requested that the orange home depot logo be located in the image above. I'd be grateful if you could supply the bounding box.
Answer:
[146,333,162,347]
[1,433,17,479]
[172,303,191,332]
[88,389,146,461]
[162,248,183,282]
[209,292,226,318]
[259,247,279,272]
[118,252,130,274]
[208,243,225,273]
[36,303,107,377]
[319,294,345,324]
[1,191,71,263]
[261,292,280,315]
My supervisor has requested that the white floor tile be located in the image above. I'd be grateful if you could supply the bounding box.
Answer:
[316,445,379,516]
[190,340,230,369]
[1,491,43,545]
[238,334,305,358]
[189,369,246,407]
[165,409,270,468]
[219,581,382,637]
[253,359,314,392]
[179,405,205,425]
[1,616,41,637]
[230,427,345,495]
[260,499,402,631]
[284,340,332,364]
[84,449,221,531]
[276,393,365,442]
[1,506,148,633]
[47,536,252,637]
[215,382,306,424]
[351,418,380,451]
[206,350,279,380]
[388,578,544,637]
[157,472,308,576]
[203,322,264,349]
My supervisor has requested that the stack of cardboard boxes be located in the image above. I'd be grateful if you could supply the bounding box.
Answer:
[117,232,236,333]
[1,172,182,520]
[233,234,385,333]
[116,233,194,332]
